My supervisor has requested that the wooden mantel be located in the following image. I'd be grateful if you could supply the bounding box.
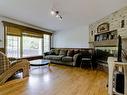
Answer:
[94,39,117,47]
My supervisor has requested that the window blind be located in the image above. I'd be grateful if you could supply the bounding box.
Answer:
[2,21,52,36]
[5,25,22,36]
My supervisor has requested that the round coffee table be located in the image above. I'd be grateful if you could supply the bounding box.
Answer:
[30,59,50,67]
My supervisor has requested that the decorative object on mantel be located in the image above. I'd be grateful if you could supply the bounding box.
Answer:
[94,30,117,43]
[97,23,109,33]
[121,20,125,28]
[91,31,93,36]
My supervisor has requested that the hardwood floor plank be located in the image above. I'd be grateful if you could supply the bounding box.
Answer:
[0,64,108,95]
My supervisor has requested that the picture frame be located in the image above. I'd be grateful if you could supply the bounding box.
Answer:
[97,23,109,33]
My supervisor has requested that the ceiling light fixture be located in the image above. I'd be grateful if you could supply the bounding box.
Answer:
[50,10,62,21]
[50,10,55,16]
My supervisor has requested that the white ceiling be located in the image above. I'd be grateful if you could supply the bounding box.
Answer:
[0,0,127,31]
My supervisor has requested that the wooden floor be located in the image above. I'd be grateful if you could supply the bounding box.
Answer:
[0,64,108,95]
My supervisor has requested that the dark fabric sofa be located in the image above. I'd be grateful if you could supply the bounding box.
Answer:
[43,48,94,66]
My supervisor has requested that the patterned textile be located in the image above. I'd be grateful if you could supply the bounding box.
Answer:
[62,56,73,62]
[54,49,60,55]
[0,51,10,75]
[67,50,74,57]
[59,50,67,56]
[44,55,64,61]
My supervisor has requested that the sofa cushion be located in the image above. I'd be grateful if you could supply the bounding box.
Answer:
[67,50,74,57]
[54,49,60,55]
[44,55,64,61]
[51,55,64,61]
[62,56,73,62]
[44,55,53,60]
[59,50,67,56]
[49,49,56,55]
[74,49,79,54]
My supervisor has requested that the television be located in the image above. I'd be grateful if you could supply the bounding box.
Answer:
[117,35,122,62]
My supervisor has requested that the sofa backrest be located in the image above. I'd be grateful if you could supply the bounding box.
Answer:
[59,49,68,56]
[51,48,94,57]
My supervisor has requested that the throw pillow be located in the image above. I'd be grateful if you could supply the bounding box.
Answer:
[50,49,56,55]
[74,49,79,54]
[59,50,67,56]
[67,50,74,57]
[55,49,60,55]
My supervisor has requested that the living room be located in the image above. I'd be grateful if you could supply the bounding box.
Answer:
[0,0,127,95]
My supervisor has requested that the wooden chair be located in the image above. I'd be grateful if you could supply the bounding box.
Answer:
[80,50,93,69]
[0,51,30,85]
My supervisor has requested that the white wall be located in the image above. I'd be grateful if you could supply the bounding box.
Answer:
[0,15,89,49]
[53,26,89,48]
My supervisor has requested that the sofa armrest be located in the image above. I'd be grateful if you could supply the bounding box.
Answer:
[43,52,50,56]
[73,53,80,66]
[11,59,22,66]
[8,57,17,61]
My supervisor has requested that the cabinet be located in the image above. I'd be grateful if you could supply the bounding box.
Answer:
[108,57,127,95]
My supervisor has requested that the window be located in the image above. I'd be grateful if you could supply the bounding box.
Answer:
[7,35,20,58]
[22,36,42,57]
[3,21,52,58]
[44,34,50,52]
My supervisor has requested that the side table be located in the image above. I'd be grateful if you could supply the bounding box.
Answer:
[108,57,127,95]
[80,58,93,69]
